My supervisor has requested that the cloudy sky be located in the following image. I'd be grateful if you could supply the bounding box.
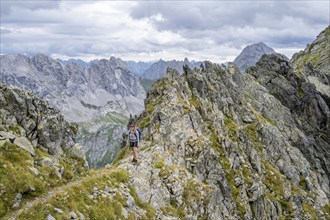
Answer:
[0,0,329,63]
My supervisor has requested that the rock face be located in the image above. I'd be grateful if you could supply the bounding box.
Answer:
[0,82,80,156]
[233,42,275,72]
[0,82,86,218]
[291,26,330,74]
[0,54,146,122]
[142,58,202,80]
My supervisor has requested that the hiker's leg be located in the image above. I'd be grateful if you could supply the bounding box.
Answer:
[132,147,138,160]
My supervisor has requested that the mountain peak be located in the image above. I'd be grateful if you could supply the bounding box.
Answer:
[233,42,275,72]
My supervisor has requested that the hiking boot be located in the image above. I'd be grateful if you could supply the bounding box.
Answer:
[132,158,137,164]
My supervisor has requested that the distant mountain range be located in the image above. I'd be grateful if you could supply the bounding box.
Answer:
[0,54,145,121]
[125,58,202,80]
[233,42,276,72]
[58,58,90,68]
[0,54,146,167]
[125,60,154,76]
[142,58,202,80]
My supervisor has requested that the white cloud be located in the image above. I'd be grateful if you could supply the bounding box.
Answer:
[0,1,329,62]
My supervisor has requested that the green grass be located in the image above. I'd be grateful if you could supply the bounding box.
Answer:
[302,202,317,219]
[298,176,308,191]
[224,118,239,142]
[188,95,202,110]
[161,205,178,217]
[183,179,203,205]
[16,169,132,219]
[210,132,231,171]
[152,158,165,169]
[0,141,87,219]
[243,123,263,153]
[182,179,210,218]
[298,86,304,97]
[257,114,276,127]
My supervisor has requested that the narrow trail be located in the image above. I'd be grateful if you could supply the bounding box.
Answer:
[6,169,113,220]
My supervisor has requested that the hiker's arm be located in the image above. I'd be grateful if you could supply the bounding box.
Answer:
[127,131,130,145]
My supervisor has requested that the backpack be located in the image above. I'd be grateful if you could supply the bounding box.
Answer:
[136,127,142,140]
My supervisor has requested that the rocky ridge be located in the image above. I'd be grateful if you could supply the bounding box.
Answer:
[291,26,330,108]
[291,26,330,74]
[116,53,329,219]
[233,42,275,72]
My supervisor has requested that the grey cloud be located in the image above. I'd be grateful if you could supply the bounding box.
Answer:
[130,1,329,48]
[1,0,61,16]
[0,1,328,61]
[0,27,12,35]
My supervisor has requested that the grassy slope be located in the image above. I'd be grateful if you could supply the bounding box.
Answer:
[0,141,87,218]
[9,146,156,220]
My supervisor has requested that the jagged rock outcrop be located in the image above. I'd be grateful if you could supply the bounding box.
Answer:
[291,26,330,109]
[291,26,330,74]
[233,42,275,72]
[0,82,82,156]
[0,82,86,218]
[143,58,202,80]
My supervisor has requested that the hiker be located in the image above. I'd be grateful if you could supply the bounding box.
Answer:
[128,123,140,164]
